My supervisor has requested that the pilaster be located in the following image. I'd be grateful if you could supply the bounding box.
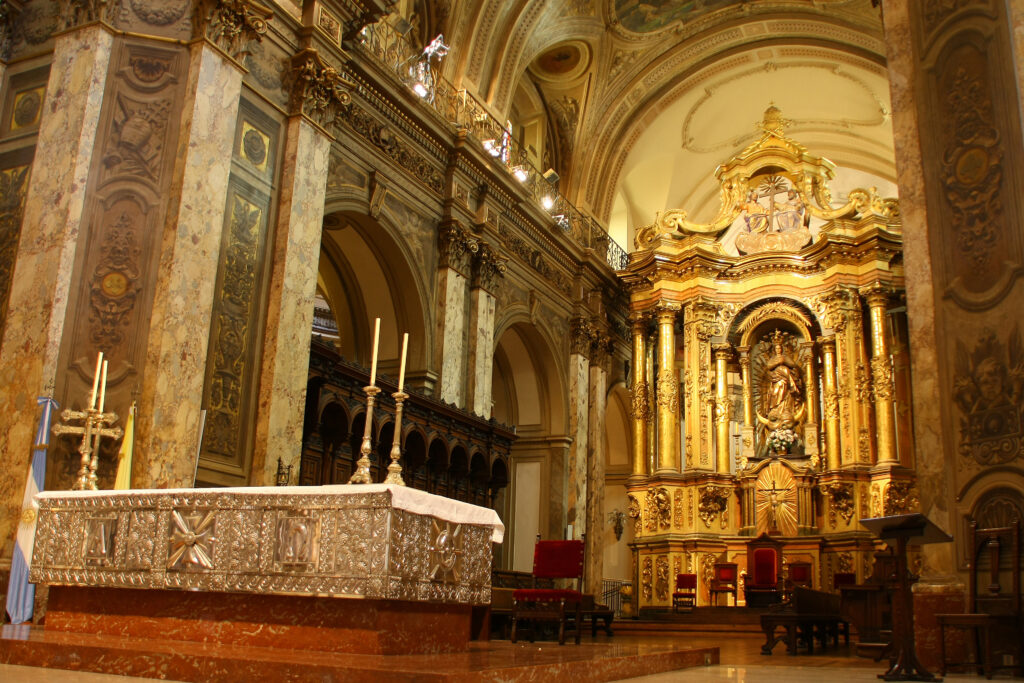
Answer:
[655,303,680,474]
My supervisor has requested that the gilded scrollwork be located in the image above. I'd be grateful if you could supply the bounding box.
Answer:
[655,555,669,600]
[657,367,678,415]
[672,489,683,529]
[631,379,650,422]
[952,326,1023,465]
[697,484,731,529]
[883,481,919,516]
[89,212,141,347]
[627,493,641,535]
[642,556,652,601]
[701,553,716,593]
[645,487,671,531]
[819,482,855,527]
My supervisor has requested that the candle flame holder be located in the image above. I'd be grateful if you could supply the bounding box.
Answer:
[53,407,123,491]
[348,384,380,484]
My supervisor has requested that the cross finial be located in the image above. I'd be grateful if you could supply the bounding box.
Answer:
[759,105,789,135]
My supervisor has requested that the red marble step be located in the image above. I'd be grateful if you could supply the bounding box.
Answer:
[0,625,719,683]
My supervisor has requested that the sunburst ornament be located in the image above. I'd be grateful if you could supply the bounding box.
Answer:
[428,520,462,583]
[755,462,797,536]
[167,510,216,570]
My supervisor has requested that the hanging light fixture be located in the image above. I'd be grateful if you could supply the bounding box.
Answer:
[406,34,449,103]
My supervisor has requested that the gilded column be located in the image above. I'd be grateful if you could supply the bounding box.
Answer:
[737,345,755,467]
[0,22,115,545]
[865,286,898,465]
[800,340,820,463]
[819,336,841,471]
[630,314,649,478]
[655,303,680,474]
[713,344,733,474]
[645,336,657,474]
[251,112,332,485]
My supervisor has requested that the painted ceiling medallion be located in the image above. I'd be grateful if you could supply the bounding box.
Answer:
[528,41,591,82]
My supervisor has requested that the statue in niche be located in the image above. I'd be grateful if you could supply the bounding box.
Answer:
[754,330,806,456]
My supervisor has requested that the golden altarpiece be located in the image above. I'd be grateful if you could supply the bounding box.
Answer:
[620,108,920,611]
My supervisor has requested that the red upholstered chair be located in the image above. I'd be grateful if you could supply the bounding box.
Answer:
[510,539,585,645]
[745,534,784,607]
[710,562,739,606]
[672,573,697,612]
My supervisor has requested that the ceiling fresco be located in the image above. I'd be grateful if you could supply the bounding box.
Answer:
[613,0,743,33]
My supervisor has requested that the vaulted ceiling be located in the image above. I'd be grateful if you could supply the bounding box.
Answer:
[412,0,895,250]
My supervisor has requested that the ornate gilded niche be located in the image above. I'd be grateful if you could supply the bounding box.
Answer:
[634,106,898,254]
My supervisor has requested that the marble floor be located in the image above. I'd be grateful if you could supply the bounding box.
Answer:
[0,632,999,682]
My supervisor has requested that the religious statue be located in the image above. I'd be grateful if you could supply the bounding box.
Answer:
[773,189,805,232]
[755,330,806,455]
[740,190,769,233]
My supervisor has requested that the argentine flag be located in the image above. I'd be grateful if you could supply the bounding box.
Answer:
[5,396,58,624]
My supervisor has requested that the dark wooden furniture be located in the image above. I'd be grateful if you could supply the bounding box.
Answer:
[510,539,585,645]
[937,519,1022,679]
[839,551,897,657]
[760,586,849,655]
[581,593,615,637]
[745,534,784,607]
[786,561,813,591]
[710,563,738,606]
[672,573,697,612]
[861,513,952,682]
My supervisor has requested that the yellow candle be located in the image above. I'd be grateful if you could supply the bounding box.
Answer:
[98,360,108,413]
[397,332,409,391]
[89,352,103,410]
[369,317,381,386]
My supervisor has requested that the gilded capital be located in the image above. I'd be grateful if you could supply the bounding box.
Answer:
[713,343,733,361]
[816,335,837,352]
[196,0,274,58]
[471,241,507,293]
[862,283,893,309]
[289,48,356,127]
[437,222,478,274]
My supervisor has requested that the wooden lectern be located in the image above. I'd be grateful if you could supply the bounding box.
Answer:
[860,513,952,682]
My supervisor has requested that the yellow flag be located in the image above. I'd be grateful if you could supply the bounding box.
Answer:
[114,402,135,490]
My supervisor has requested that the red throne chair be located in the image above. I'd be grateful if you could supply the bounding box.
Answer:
[745,534,784,607]
[510,539,585,645]
[672,573,697,612]
[710,562,739,606]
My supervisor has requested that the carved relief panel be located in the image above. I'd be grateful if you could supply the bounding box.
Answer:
[49,41,188,489]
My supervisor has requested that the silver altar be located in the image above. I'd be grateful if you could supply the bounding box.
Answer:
[29,484,502,605]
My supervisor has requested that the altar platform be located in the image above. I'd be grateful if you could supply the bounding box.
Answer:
[0,625,718,682]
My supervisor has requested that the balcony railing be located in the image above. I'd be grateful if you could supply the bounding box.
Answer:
[355,21,628,271]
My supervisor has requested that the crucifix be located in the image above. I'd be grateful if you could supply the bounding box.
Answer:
[756,175,790,232]
[760,477,786,535]
[52,353,123,490]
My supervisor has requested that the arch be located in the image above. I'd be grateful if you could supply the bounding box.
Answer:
[317,205,431,391]
[492,316,566,433]
[427,437,450,495]
[375,421,395,483]
[733,298,818,348]
[403,428,428,489]
[450,445,470,501]
[604,381,632,473]
[470,451,490,506]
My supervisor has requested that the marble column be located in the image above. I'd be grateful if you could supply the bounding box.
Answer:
[819,336,841,472]
[251,117,331,485]
[134,42,244,488]
[0,24,114,548]
[466,244,503,419]
[629,315,649,479]
[655,304,680,475]
[865,287,898,466]
[713,345,732,474]
[434,224,474,408]
[585,345,608,594]
[567,318,591,539]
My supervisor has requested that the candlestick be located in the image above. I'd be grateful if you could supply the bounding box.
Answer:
[98,360,108,413]
[384,390,408,486]
[348,385,381,484]
[397,332,408,391]
[369,317,380,386]
[89,352,103,410]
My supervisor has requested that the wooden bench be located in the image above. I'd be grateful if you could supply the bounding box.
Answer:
[761,586,849,655]
[490,588,613,639]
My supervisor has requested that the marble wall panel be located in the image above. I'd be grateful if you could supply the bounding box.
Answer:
[585,364,607,594]
[135,43,243,489]
[252,119,331,485]
[0,25,113,556]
